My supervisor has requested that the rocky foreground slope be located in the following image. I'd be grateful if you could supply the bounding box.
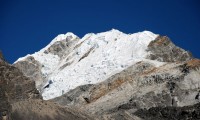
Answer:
[0,51,92,120]
[4,29,200,119]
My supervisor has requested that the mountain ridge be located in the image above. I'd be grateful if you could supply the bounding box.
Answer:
[14,29,163,100]
[6,29,200,119]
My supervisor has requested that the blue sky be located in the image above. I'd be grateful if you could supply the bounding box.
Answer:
[0,0,200,63]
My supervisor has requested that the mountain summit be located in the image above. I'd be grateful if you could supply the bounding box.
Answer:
[14,29,192,100]
[11,30,200,119]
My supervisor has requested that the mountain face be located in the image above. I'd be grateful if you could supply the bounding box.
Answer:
[15,29,162,100]
[13,29,200,119]
[51,59,200,119]
[14,30,192,100]
[0,53,93,120]
[0,53,41,120]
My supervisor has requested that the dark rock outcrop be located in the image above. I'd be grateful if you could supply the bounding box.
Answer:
[147,36,193,62]
[0,67,12,120]
[0,53,41,120]
[13,56,45,90]
[0,52,92,120]
[0,50,4,60]
[44,36,79,58]
[0,57,41,103]
[134,102,200,120]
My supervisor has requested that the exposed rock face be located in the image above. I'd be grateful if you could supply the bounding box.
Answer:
[0,53,41,120]
[0,57,41,103]
[14,56,45,90]
[0,52,92,120]
[53,59,200,119]
[147,36,193,62]
[0,62,12,120]
[134,102,200,120]
[44,35,79,58]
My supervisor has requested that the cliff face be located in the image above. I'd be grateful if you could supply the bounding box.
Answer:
[0,53,92,120]
[147,36,192,62]
[13,56,45,90]
[0,55,41,102]
[0,59,12,120]
[0,54,40,120]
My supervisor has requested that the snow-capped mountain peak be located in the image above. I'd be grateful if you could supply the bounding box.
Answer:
[14,29,162,100]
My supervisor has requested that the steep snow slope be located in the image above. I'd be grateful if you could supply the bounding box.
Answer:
[15,29,161,100]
